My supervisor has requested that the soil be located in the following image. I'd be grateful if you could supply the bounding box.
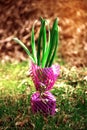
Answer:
[0,0,87,67]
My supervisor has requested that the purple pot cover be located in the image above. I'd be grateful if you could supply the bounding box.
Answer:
[31,91,56,115]
[30,62,60,92]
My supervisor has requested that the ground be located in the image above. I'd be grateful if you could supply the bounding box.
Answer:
[0,61,87,130]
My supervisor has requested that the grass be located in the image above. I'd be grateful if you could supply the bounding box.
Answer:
[0,60,87,130]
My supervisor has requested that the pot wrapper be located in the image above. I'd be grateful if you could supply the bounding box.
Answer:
[30,62,60,115]
[31,91,56,115]
[30,62,60,92]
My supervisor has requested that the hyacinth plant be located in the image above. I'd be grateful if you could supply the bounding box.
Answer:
[13,18,60,115]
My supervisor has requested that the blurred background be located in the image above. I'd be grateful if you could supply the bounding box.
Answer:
[0,0,87,67]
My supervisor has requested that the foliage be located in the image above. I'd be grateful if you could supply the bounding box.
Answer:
[13,18,59,68]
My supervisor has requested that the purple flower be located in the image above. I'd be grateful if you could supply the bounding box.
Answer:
[30,62,60,92]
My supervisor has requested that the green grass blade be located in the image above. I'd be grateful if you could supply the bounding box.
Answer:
[31,26,37,64]
[13,38,35,63]
[37,19,45,66]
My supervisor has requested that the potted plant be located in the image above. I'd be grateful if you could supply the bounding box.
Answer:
[13,18,60,115]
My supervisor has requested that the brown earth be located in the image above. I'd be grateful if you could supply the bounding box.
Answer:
[0,0,87,67]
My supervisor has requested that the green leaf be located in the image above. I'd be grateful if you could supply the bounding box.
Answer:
[41,22,47,68]
[46,18,58,66]
[48,29,58,66]
[31,26,37,64]
[13,38,35,63]
[42,24,46,57]
[37,19,45,66]
[41,28,50,68]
